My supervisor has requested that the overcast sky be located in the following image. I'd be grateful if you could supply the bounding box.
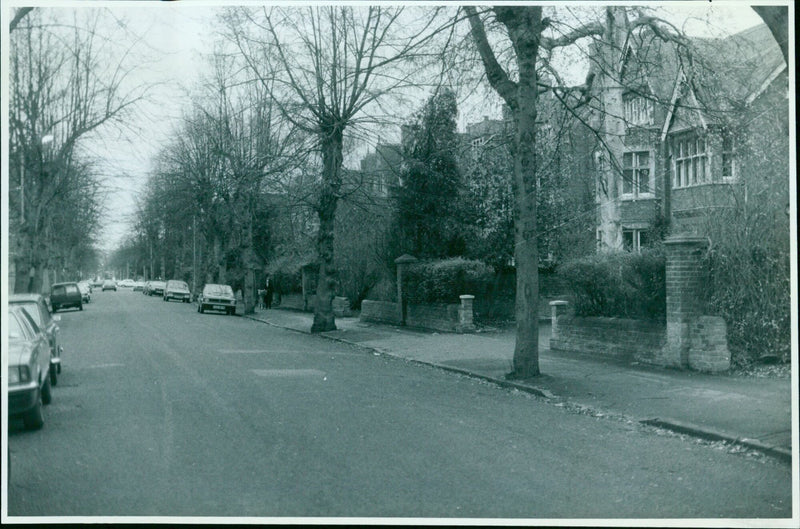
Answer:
[3,1,770,257]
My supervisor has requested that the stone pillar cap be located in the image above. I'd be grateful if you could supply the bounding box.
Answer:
[459,294,475,300]
[394,254,418,264]
[549,300,569,306]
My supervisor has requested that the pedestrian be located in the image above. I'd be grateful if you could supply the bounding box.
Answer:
[264,274,274,309]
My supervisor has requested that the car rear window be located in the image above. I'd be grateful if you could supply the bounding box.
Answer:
[52,286,66,296]
[18,302,42,326]
[8,313,25,340]
[65,285,79,294]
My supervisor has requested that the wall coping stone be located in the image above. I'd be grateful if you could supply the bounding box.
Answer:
[663,234,709,246]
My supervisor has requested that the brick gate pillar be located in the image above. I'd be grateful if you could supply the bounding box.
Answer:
[663,234,708,368]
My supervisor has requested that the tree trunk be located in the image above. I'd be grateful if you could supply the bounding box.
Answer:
[311,127,344,333]
[504,9,542,379]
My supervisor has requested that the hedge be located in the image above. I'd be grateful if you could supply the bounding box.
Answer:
[560,249,666,321]
[404,258,495,305]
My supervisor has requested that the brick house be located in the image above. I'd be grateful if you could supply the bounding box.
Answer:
[593,23,789,251]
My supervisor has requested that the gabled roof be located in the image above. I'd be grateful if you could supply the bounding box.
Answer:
[620,23,785,135]
[687,23,785,118]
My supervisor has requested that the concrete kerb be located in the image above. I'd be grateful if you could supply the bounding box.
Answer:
[641,418,792,464]
[243,314,558,400]
[243,314,791,464]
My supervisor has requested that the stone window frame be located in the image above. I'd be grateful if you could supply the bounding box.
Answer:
[721,131,736,182]
[621,149,654,199]
[623,91,654,127]
[622,227,649,252]
[670,131,709,189]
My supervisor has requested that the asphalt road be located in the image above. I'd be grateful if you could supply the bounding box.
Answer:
[6,287,793,519]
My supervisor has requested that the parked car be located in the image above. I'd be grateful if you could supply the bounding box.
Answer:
[164,280,192,303]
[132,281,145,292]
[142,281,152,295]
[7,305,53,430]
[148,281,166,296]
[77,281,92,303]
[50,282,83,312]
[102,279,117,292]
[90,278,104,288]
[8,293,63,385]
[197,284,236,315]
[118,278,135,288]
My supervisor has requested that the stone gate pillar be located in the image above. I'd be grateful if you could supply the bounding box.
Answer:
[663,235,708,368]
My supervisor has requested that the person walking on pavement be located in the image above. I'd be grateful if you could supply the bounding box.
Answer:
[264,274,274,309]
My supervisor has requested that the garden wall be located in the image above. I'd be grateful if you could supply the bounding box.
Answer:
[549,315,666,364]
[360,299,464,333]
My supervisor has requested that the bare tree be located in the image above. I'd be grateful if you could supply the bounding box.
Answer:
[464,5,701,378]
[222,6,455,332]
[9,8,150,292]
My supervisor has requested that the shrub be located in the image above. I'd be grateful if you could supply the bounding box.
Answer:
[561,249,666,321]
[404,258,495,305]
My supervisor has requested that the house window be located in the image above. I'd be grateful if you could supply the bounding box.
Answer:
[623,93,654,126]
[622,151,651,197]
[623,229,649,252]
[672,134,708,188]
[721,133,735,181]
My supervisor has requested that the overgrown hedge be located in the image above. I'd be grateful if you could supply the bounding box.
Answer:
[560,249,666,321]
[404,258,495,305]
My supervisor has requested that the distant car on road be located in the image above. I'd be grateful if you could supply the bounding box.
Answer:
[132,281,145,292]
[148,281,166,296]
[197,284,236,315]
[77,281,92,303]
[8,293,63,386]
[102,279,117,292]
[90,278,103,288]
[50,282,83,312]
[164,280,192,303]
[118,279,135,288]
[7,305,53,430]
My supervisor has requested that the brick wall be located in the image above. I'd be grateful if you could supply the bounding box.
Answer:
[550,315,666,364]
[278,293,307,311]
[360,300,400,325]
[360,299,462,333]
[406,303,460,333]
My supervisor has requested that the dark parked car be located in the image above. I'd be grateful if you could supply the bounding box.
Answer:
[50,282,83,312]
[7,305,53,430]
[164,280,192,303]
[197,284,236,315]
[102,279,117,291]
[9,293,63,386]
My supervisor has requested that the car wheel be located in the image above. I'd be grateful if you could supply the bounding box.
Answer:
[22,393,44,430]
[50,365,58,386]
[57,363,62,374]
[199,304,205,314]
[41,375,52,405]
[79,303,83,311]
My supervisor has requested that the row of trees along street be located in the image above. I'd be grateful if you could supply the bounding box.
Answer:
[8,8,150,293]
[12,5,789,378]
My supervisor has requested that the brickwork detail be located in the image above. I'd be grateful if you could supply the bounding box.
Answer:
[550,233,730,372]
[550,315,666,363]
[360,300,401,325]
[688,316,730,372]
[361,299,468,333]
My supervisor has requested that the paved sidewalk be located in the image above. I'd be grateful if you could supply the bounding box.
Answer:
[244,307,793,462]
